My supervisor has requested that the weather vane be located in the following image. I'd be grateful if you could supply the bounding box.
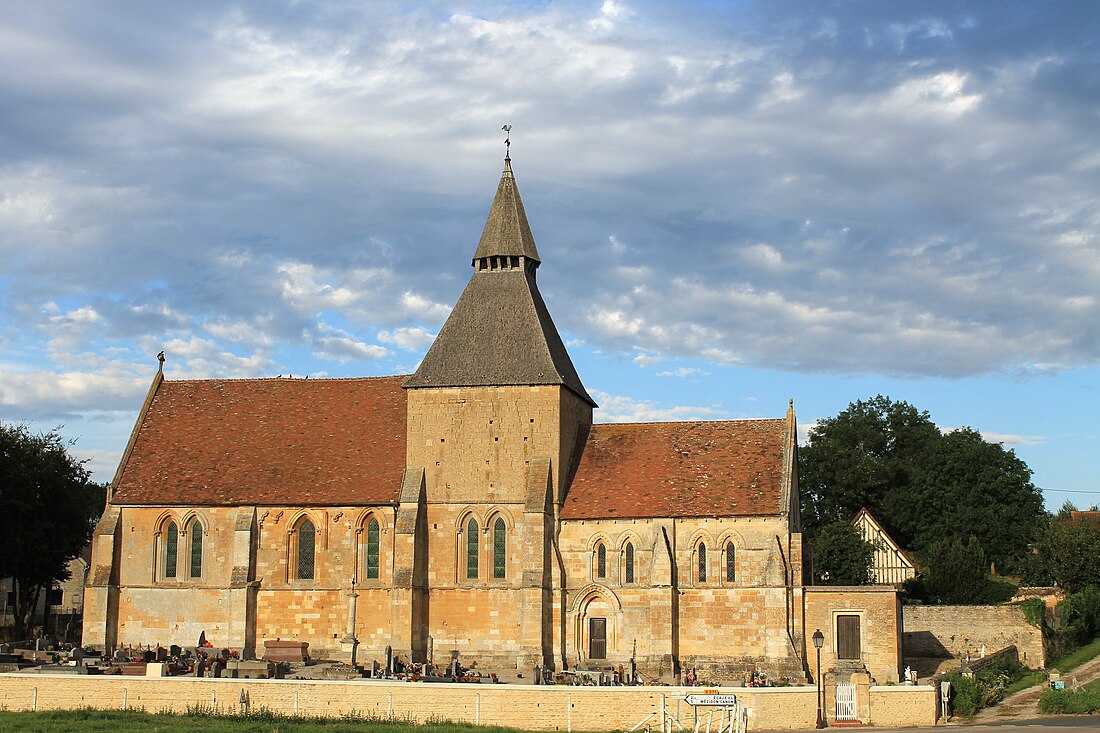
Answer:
[502,124,512,160]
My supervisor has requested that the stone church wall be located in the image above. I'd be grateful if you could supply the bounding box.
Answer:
[558,515,805,682]
[405,384,591,668]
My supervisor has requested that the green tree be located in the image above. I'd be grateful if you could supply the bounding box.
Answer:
[811,521,876,585]
[919,536,990,605]
[892,428,1044,571]
[1022,516,1100,593]
[798,396,940,536]
[0,423,104,640]
[800,396,1045,572]
[1057,500,1077,519]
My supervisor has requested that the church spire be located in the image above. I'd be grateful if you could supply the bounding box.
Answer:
[403,154,594,406]
[472,157,541,268]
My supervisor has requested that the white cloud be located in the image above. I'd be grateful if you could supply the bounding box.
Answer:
[980,432,1048,447]
[311,325,389,363]
[203,317,276,348]
[591,389,721,423]
[741,243,786,271]
[0,363,148,416]
[873,72,983,118]
[378,326,437,352]
[656,367,708,378]
[151,336,272,378]
[632,352,660,367]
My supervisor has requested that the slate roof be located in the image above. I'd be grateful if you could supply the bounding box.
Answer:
[111,376,407,506]
[472,158,541,263]
[403,268,594,404]
[562,419,791,520]
[404,160,594,405]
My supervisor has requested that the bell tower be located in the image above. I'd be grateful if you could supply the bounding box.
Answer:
[396,153,594,669]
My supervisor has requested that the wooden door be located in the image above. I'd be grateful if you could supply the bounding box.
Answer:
[837,615,861,660]
[589,617,607,659]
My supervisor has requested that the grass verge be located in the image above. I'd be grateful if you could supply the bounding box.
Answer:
[1049,635,1100,673]
[1001,668,1045,697]
[0,709,539,733]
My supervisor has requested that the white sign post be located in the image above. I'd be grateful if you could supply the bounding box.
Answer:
[686,694,744,733]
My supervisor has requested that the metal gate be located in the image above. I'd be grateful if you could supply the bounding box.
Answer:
[835,683,857,721]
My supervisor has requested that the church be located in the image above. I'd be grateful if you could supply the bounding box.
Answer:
[84,156,901,684]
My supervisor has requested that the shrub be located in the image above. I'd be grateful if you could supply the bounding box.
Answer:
[944,672,981,717]
[944,655,1026,717]
[1059,586,1100,648]
[1018,598,1046,629]
[1038,689,1100,714]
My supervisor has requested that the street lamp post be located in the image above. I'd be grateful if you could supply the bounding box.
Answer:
[812,629,826,729]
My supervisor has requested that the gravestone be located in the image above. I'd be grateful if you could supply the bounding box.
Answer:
[212,658,226,678]
[262,640,309,663]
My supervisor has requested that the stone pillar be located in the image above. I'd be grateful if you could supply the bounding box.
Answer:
[852,671,872,724]
[390,468,426,661]
[518,459,553,669]
[341,586,359,666]
[82,507,122,652]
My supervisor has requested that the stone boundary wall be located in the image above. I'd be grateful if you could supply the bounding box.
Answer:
[902,605,1045,668]
[0,674,935,731]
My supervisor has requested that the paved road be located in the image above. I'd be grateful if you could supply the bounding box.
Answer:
[755,718,1097,733]
[945,718,1100,730]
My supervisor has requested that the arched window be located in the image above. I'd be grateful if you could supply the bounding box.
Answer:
[596,542,607,579]
[466,518,479,579]
[697,543,707,583]
[624,543,635,584]
[365,518,380,579]
[189,521,203,578]
[725,543,736,582]
[164,521,179,579]
[493,517,507,579]
[297,519,316,580]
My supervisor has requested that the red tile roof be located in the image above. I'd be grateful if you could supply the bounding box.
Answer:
[111,376,408,506]
[562,419,790,520]
[1071,511,1100,528]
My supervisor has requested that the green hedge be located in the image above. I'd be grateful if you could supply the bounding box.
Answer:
[1038,688,1100,714]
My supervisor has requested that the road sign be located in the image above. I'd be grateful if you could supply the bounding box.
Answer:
[685,693,738,707]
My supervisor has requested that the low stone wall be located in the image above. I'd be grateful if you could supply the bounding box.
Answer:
[869,686,938,728]
[902,605,1045,668]
[0,674,936,731]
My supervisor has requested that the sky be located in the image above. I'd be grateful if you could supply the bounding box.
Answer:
[1,1,1097,511]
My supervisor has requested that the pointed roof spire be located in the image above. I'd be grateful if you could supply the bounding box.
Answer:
[404,150,593,406]
[472,142,541,266]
